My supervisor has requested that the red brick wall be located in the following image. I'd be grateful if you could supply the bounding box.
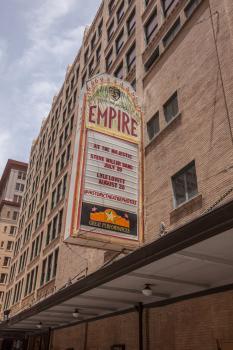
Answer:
[143,0,233,243]
[52,312,138,350]
[51,290,233,350]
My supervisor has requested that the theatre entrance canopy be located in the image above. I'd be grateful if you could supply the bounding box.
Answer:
[1,198,233,335]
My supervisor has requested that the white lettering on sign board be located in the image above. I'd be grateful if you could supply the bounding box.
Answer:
[83,130,139,213]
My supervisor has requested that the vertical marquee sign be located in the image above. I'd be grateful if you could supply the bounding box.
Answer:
[65,74,143,249]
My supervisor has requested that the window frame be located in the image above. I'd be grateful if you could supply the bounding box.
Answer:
[144,9,158,44]
[147,112,160,141]
[163,91,179,123]
[172,161,198,208]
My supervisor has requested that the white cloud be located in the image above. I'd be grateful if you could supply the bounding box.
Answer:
[0,0,101,173]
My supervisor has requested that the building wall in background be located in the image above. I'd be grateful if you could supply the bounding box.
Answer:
[0,160,27,314]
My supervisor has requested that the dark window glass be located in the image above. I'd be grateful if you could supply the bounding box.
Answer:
[46,254,53,282]
[107,20,114,41]
[116,30,124,54]
[172,161,198,207]
[89,58,95,77]
[163,18,181,48]
[40,259,46,286]
[96,44,101,62]
[144,10,158,44]
[131,79,136,91]
[53,249,59,278]
[117,1,125,23]
[127,9,136,35]
[147,112,160,140]
[185,0,201,18]
[144,46,160,72]
[98,19,103,36]
[109,0,115,14]
[163,91,179,123]
[84,48,89,63]
[82,72,87,87]
[162,0,177,15]
[114,62,124,79]
[106,49,113,70]
[91,33,96,50]
[126,43,136,72]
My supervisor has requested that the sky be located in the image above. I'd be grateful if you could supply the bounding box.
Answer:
[0,0,101,175]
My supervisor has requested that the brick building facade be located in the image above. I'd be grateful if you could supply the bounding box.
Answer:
[2,0,233,349]
[0,160,27,314]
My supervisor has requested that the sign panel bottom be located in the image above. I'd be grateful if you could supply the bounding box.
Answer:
[80,202,138,238]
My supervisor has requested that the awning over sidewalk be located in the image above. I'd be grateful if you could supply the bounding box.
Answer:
[1,199,233,334]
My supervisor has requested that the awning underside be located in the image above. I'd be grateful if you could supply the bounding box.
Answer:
[3,227,233,333]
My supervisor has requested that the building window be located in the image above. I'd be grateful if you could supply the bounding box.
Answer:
[82,72,87,88]
[70,76,74,90]
[53,248,59,278]
[13,211,18,220]
[89,59,95,77]
[144,10,158,44]
[30,232,43,261]
[18,171,26,180]
[0,273,7,284]
[4,226,7,233]
[109,0,115,14]
[0,291,4,302]
[96,44,101,62]
[107,20,114,41]
[185,0,201,18]
[145,0,150,6]
[144,46,160,72]
[131,79,136,91]
[172,161,198,207]
[6,241,14,251]
[9,226,16,235]
[46,209,63,246]
[0,242,4,249]
[116,30,124,54]
[117,1,125,23]
[98,19,103,36]
[127,8,136,35]
[24,266,38,297]
[84,48,89,63]
[163,18,181,48]
[163,91,179,123]
[13,195,22,204]
[126,43,136,72]
[91,33,96,50]
[40,248,59,286]
[106,49,113,70]
[114,62,124,79]
[162,0,178,16]
[3,257,11,267]
[147,112,160,140]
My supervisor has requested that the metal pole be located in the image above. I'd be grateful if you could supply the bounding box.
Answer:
[136,302,143,350]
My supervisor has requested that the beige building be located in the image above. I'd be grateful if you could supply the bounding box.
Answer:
[2,0,233,348]
[0,160,27,313]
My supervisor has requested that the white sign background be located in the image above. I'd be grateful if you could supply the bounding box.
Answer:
[82,130,139,215]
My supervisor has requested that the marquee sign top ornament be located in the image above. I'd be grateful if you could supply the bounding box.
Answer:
[85,76,142,143]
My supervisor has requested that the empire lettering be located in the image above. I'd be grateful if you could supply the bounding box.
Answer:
[89,105,138,137]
